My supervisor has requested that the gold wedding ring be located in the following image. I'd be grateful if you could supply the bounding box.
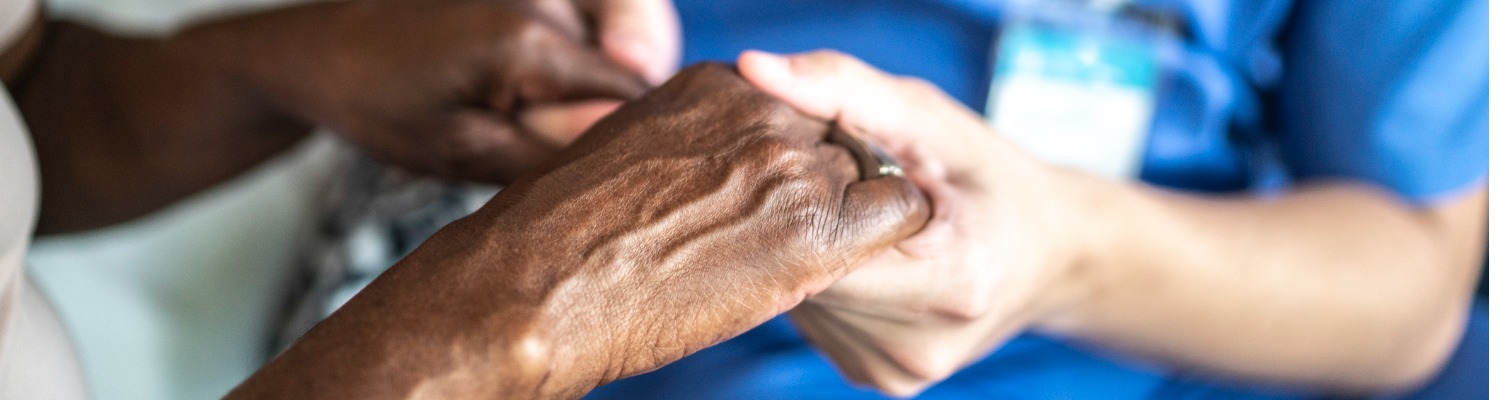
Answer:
[828,126,904,180]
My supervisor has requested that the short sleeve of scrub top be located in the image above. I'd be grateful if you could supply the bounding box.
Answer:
[1276,0,1488,203]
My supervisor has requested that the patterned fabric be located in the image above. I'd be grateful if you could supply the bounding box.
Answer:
[271,151,495,352]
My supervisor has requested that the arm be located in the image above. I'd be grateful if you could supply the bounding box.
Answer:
[0,8,88,397]
[1040,176,1485,391]
[740,50,1485,396]
[13,0,650,234]
[14,20,310,234]
[229,64,929,399]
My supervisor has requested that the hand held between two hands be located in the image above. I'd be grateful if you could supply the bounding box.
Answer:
[461,63,931,396]
[232,63,929,399]
[740,50,1088,397]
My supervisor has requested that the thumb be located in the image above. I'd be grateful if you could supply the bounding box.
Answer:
[833,175,932,268]
[507,32,651,104]
[739,50,918,136]
[577,0,681,84]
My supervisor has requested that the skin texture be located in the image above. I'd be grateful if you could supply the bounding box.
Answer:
[11,0,656,234]
[740,50,1486,397]
[228,64,931,399]
[523,0,680,140]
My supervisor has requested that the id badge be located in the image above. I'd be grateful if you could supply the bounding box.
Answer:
[985,2,1162,180]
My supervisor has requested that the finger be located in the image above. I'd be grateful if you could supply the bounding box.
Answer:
[810,249,935,320]
[815,142,861,188]
[832,176,932,267]
[445,109,562,183]
[508,33,651,104]
[791,306,934,397]
[530,0,589,41]
[739,50,918,135]
[518,100,624,147]
[576,0,681,84]
[787,307,880,386]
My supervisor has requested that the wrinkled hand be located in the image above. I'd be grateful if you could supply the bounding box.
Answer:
[234,63,930,399]
[521,0,681,146]
[466,63,929,396]
[740,51,1093,396]
[237,0,660,182]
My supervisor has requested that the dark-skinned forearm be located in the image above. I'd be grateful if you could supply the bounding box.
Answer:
[14,19,312,234]
[227,214,595,399]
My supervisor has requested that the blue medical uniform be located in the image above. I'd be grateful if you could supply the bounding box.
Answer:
[586,0,1489,398]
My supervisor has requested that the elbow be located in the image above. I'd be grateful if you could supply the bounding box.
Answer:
[1328,296,1473,396]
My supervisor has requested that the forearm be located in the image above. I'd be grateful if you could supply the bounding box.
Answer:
[1040,177,1485,393]
[15,18,311,234]
[229,216,590,399]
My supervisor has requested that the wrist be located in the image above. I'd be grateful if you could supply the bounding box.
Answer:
[1026,165,1122,332]
[237,216,594,399]
[167,6,332,131]
[431,212,606,398]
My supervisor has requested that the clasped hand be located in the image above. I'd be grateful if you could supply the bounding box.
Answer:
[740,51,1097,396]
[235,64,931,399]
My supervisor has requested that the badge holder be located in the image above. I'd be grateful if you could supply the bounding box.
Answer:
[985,0,1174,180]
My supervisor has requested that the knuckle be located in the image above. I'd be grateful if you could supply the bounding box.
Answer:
[888,181,927,221]
[804,49,854,68]
[517,20,555,48]
[791,49,857,78]
[866,371,938,398]
[498,12,558,51]
[932,285,992,321]
[896,76,944,98]
[744,137,813,175]
[939,296,990,322]
[888,344,965,384]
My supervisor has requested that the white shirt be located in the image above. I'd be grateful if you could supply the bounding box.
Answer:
[0,0,92,396]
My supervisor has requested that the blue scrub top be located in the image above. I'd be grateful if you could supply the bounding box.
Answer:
[586,0,1489,398]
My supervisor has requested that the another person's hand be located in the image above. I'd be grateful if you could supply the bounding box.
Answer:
[521,0,681,144]
[15,0,672,232]
[231,63,931,399]
[740,50,1092,396]
[226,0,660,182]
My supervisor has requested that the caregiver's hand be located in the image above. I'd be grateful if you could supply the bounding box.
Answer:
[220,0,653,182]
[230,63,930,399]
[740,50,1095,396]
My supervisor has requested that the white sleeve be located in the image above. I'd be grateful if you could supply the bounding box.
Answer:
[1,9,92,394]
[0,275,90,400]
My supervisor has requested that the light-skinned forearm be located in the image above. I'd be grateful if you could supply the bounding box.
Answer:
[1039,174,1485,394]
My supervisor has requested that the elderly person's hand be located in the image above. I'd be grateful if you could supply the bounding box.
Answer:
[521,0,681,142]
[230,64,931,399]
[228,0,669,182]
[17,0,677,232]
